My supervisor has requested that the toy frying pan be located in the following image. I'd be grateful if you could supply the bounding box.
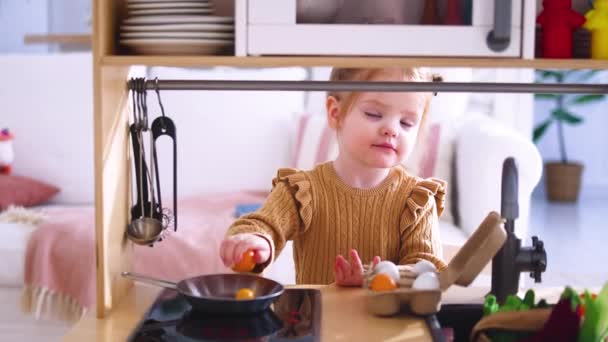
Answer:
[122,272,284,314]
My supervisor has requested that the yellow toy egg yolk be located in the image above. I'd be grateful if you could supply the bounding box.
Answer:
[232,250,256,272]
[369,273,397,292]
[235,288,255,300]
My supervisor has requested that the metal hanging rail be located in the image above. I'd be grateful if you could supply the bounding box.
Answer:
[128,79,608,94]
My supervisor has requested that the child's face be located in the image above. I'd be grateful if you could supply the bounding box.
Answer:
[329,73,428,169]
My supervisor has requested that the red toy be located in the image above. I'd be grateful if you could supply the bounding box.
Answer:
[537,0,586,58]
[0,128,14,175]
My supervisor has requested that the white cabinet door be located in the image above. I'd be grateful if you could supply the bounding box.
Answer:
[246,0,527,57]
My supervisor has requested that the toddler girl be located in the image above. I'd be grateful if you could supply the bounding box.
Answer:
[220,67,446,286]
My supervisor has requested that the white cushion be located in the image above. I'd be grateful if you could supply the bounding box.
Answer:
[456,113,542,238]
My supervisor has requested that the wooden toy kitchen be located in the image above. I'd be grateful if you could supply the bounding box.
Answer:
[63,0,608,341]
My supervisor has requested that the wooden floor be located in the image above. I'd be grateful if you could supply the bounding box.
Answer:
[526,195,608,289]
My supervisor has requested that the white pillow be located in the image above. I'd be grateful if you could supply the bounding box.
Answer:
[456,113,542,238]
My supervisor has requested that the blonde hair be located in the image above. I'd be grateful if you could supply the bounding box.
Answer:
[328,68,442,129]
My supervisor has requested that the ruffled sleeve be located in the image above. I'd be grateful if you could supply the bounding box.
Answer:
[272,168,313,232]
[226,168,313,272]
[398,177,448,270]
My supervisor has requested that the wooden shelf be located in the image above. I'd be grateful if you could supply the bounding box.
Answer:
[101,55,608,69]
[24,34,91,45]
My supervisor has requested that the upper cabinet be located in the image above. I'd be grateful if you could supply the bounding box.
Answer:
[242,0,535,58]
[94,0,608,70]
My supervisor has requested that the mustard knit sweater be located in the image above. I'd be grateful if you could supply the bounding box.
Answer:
[227,162,447,285]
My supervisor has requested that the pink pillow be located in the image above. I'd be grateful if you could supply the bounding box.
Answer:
[291,113,442,178]
[0,175,60,210]
[412,123,441,179]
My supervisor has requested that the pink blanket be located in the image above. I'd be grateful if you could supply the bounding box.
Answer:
[22,191,267,321]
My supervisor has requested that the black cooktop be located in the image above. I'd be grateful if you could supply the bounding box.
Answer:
[127,288,322,342]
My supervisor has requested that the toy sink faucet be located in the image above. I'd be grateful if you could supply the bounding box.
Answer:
[491,157,548,303]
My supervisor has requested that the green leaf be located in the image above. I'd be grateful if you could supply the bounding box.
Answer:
[595,283,608,342]
[578,284,608,342]
[502,295,523,312]
[523,289,535,308]
[537,70,563,80]
[535,93,559,100]
[533,118,553,142]
[483,294,499,316]
[569,94,605,105]
[552,108,583,124]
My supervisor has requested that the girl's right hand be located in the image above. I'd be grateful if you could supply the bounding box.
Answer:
[220,233,271,269]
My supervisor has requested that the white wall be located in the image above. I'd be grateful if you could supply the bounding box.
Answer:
[0,0,91,53]
[48,0,91,34]
[1,53,94,204]
[0,0,50,53]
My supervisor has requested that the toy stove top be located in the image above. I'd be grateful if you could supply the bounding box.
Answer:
[128,288,322,342]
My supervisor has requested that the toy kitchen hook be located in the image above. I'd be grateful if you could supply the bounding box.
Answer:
[151,78,178,233]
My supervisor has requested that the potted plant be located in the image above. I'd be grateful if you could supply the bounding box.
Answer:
[534,69,605,202]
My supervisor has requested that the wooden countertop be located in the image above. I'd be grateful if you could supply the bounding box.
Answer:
[62,281,570,342]
[63,283,460,342]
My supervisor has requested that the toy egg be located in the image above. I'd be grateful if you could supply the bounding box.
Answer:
[412,271,440,290]
[373,260,400,283]
[412,259,437,275]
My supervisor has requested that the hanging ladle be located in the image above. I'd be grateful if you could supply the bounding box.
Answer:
[127,78,164,246]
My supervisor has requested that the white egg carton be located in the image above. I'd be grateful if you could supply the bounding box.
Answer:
[364,211,507,316]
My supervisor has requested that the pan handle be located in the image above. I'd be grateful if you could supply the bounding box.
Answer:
[121,271,178,290]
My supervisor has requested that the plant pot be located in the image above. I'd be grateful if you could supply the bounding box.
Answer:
[544,162,584,202]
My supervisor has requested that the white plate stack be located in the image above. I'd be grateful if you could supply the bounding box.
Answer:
[120,0,234,55]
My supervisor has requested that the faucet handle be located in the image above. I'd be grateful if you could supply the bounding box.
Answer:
[529,236,547,283]
[532,236,543,251]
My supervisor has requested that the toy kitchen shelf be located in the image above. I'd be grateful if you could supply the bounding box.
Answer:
[93,0,608,322]
[101,55,608,69]
[100,0,608,69]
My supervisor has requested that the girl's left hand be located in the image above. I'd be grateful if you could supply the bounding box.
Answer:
[334,249,380,287]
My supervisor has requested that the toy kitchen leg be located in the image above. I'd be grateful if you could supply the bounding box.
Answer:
[491,157,547,304]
